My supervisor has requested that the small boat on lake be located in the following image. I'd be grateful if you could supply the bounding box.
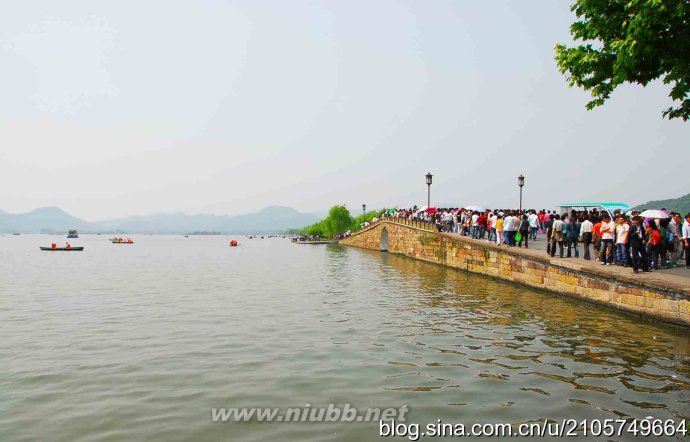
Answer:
[110,237,134,244]
[67,229,79,238]
[40,246,84,251]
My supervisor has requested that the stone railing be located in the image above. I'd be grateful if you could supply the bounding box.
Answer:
[353,215,438,235]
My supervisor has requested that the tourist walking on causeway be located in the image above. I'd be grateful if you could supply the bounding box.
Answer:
[599,214,615,265]
[495,214,504,246]
[592,217,602,261]
[470,211,479,239]
[681,213,690,269]
[615,216,629,267]
[628,217,650,273]
[518,214,530,248]
[503,212,514,246]
[566,215,580,258]
[544,214,554,254]
[488,212,497,243]
[477,211,488,240]
[550,214,565,258]
[510,211,520,246]
[561,215,570,254]
[528,210,539,241]
[647,221,663,270]
[670,213,683,266]
[579,215,593,260]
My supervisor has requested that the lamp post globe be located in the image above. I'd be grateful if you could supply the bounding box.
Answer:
[425,172,433,208]
[518,174,525,211]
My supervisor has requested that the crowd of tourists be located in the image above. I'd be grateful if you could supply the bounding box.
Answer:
[376,206,690,272]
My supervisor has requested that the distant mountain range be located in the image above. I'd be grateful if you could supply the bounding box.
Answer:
[634,193,690,215]
[0,206,320,234]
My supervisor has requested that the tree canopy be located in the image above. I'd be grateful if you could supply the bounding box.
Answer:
[302,205,380,239]
[555,0,690,120]
[302,205,353,238]
[633,192,690,214]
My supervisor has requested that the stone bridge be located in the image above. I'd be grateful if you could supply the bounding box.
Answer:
[339,218,690,327]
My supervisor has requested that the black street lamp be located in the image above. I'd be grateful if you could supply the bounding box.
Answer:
[518,174,525,211]
[425,172,433,208]
[362,204,366,215]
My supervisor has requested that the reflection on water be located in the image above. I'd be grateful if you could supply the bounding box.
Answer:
[1,235,688,441]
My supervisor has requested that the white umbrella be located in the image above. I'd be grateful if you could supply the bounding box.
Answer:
[465,205,485,212]
[640,209,669,219]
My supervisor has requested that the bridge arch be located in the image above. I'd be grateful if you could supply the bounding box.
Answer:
[380,227,389,252]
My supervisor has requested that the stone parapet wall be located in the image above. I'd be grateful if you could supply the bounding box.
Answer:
[340,219,690,326]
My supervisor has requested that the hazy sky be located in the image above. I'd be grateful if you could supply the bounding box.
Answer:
[1,1,687,221]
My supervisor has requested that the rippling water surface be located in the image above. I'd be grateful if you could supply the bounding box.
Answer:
[2,235,689,441]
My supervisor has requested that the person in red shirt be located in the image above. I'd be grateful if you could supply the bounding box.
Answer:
[538,211,546,234]
[51,243,57,249]
[647,221,662,269]
[477,212,488,240]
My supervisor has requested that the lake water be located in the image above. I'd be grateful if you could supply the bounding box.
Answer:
[2,235,689,441]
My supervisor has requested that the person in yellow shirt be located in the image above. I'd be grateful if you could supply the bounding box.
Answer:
[495,215,504,246]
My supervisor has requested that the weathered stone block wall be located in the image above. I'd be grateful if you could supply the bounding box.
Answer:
[340,220,690,326]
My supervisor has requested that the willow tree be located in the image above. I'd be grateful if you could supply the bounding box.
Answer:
[555,0,690,120]
[324,205,353,237]
[302,205,354,238]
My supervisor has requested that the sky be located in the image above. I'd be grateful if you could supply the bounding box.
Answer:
[1,1,688,221]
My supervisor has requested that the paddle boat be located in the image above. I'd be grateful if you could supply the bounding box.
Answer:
[41,243,83,251]
[110,237,134,244]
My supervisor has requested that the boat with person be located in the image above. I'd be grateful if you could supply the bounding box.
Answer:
[40,246,84,251]
[110,237,134,244]
[67,229,79,238]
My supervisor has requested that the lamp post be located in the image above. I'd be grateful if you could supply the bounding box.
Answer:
[425,172,433,208]
[362,204,366,215]
[518,174,525,212]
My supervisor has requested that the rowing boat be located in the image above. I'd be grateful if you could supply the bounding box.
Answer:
[40,247,84,251]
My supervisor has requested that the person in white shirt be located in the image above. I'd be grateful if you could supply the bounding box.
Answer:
[579,216,593,260]
[528,211,539,241]
[599,215,616,265]
[615,216,630,266]
[503,214,514,246]
[682,213,690,269]
[471,213,479,239]
[443,211,453,232]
